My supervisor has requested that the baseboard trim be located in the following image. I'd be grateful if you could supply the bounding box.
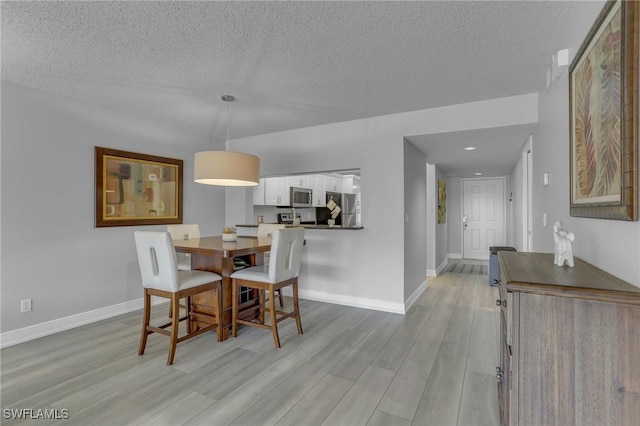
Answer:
[448,252,463,259]
[436,258,449,276]
[427,258,449,277]
[281,288,405,315]
[404,280,427,313]
[0,297,165,349]
[2,286,410,348]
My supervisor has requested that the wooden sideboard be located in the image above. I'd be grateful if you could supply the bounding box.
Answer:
[497,252,640,426]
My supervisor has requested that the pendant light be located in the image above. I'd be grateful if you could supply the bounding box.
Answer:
[194,95,260,186]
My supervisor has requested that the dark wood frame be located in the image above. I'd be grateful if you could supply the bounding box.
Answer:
[95,147,183,227]
[569,0,638,221]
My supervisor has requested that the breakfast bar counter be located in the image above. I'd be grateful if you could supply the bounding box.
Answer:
[236,223,364,230]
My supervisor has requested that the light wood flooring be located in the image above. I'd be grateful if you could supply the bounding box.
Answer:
[1,264,499,426]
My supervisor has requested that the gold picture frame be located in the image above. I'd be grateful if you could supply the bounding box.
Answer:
[438,179,446,224]
[569,0,638,221]
[95,147,183,227]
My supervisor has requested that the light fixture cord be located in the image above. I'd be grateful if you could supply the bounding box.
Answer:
[225,99,230,152]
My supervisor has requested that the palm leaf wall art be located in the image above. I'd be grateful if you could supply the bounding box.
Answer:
[569,0,637,221]
[575,56,596,197]
[595,15,621,197]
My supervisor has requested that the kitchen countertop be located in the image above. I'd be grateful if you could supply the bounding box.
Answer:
[236,223,364,230]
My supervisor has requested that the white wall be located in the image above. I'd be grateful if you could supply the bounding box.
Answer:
[427,164,448,274]
[231,94,538,311]
[225,186,253,228]
[531,1,640,286]
[447,177,463,258]
[1,83,226,334]
[435,168,448,271]
[509,138,527,251]
[426,163,436,275]
[507,137,532,251]
[403,140,427,301]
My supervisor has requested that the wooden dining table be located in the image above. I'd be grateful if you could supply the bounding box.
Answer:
[173,235,272,340]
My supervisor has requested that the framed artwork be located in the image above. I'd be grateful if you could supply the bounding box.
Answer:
[95,147,183,227]
[438,179,446,224]
[569,0,638,221]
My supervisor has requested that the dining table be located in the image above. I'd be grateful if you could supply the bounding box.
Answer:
[173,235,272,340]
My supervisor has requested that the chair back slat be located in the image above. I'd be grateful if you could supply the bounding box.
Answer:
[149,247,159,276]
[134,231,179,291]
[268,228,304,283]
[285,241,293,269]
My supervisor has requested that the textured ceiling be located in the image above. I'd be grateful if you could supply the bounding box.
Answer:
[2,1,576,176]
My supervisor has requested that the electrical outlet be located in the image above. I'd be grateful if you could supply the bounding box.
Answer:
[20,299,32,313]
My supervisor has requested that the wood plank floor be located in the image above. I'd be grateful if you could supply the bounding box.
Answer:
[1,263,499,426]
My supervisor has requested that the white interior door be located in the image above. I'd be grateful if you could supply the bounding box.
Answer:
[463,178,506,260]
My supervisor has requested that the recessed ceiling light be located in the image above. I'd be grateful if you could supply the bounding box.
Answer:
[475,172,483,176]
[464,146,476,151]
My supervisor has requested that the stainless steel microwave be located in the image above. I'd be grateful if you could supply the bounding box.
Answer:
[290,186,313,207]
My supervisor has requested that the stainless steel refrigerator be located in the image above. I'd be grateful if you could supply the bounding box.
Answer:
[316,191,357,227]
[318,191,342,225]
[341,193,357,227]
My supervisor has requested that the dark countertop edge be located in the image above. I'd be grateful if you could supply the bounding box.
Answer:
[236,224,364,230]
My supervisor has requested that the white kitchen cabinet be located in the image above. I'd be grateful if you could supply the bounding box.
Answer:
[341,175,361,194]
[288,175,310,188]
[342,177,354,193]
[265,176,290,206]
[253,178,266,205]
[309,175,326,206]
[325,176,341,192]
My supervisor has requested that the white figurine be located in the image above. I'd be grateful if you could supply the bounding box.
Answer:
[553,221,575,267]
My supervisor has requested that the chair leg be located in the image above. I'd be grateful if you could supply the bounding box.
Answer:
[167,293,181,365]
[185,295,192,335]
[138,289,151,356]
[259,289,265,324]
[168,297,185,319]
[215,284,223,342]
[293,281,303,335]
[269,285,281,348]
[277,289,284,307]
[232,280,238,338]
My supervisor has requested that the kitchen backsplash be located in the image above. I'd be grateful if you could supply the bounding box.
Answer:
[252,205,316,224]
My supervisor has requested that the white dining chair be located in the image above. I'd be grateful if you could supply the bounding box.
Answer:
[257,223,286,239]
[167,224,200,271]
[231,227,304,348]
[257,223,286,307]
[134,231,222,365]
